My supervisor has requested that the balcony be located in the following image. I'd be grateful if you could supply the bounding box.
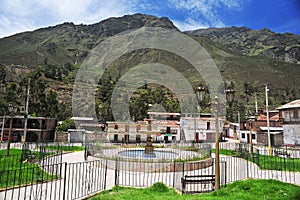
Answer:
[280,119,300,124]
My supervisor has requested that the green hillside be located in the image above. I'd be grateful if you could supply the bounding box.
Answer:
[0,14,299,121]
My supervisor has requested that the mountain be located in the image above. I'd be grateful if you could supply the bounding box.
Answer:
[0,13,178,66]
[0,14,299,121]
[186,26,300,64]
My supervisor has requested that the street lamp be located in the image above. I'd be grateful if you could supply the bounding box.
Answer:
[225,88,234,105]
[196,86,234,191]
[196,85,206,104]
[248,116,256,155]
[6,104,17,157]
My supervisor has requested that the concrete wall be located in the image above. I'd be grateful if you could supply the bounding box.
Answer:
[283,124,300,145]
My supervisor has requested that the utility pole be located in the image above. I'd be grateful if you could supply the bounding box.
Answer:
[255,93,258,115]
[265,85,272,156]
[1,116,5,142]
[214,97,220,190]
[6,105,17,157]
[23,81,30,143]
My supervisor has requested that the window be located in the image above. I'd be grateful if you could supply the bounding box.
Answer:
[166,127,171,133]
[125,124,129,132]
[252,134,256,140]
[114,124,118,129]
[242,133,245,139]
[294,109,299,119]
[207,122,210,130]
[136,125,141,132]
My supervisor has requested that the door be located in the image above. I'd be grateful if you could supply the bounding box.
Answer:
[114,134,118,142]
[270,134,275,146]
[136,135,141,143]
[195,132,199,142]
[164,135,169,143]
[124,134,129,144]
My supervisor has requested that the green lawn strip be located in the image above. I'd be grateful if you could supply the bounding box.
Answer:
[211,148,235,155]
[250,153,300,172]
[88,179,300,200]
[44,145,85,152]
[0,149,59,189]
[212,148,300,172]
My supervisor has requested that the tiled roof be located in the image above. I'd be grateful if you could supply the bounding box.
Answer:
[257,113,280,121]
[276,99,300,110]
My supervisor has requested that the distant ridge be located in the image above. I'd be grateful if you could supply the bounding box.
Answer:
[0,13,178,66]
[187,26,300,64]
[0,13,299,119]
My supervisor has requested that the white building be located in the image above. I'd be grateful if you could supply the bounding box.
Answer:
[180,113,225,142]
[106,112,181,143]
[277,99,300,146]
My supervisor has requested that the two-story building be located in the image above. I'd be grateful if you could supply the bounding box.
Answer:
[106,112,181,143]
[277,99,300,146]
[238,109,283,146]
[0,116,56,142]
[180,113,225,142]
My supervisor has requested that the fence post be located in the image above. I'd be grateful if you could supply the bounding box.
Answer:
[246,153,249,178]
[63,162,67,200]
[115,158,119,192]
[224,161,227,187]
[182,162,185,177]
[173,160,176,188]
[104,159,108,190]
[181,162,184,194]
[257,149,260,166]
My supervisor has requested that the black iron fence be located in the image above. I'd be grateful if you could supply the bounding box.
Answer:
[0,142,299,199]
[0,142,107,200]
[0,159,108,200]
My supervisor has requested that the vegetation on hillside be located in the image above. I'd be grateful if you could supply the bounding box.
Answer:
[0,14,299,121]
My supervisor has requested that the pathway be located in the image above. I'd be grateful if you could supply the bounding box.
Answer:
[1,151,299,200]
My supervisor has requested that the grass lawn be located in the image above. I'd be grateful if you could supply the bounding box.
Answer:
[211,149,300,172]
[88,179,300,200]
[0,145,85,189]
[0,148,58,189]
[44,145,85,152]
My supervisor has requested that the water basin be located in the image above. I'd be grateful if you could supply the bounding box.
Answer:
[118,150,179,160]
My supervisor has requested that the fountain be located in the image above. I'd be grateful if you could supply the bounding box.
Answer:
[89,142,213,172]
[144,134,154,153]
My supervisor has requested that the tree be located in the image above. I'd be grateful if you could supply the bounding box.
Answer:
[45,90,59,118]
[56,118,75,132]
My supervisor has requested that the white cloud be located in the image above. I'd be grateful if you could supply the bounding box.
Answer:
[0,0,248,38]
[0,15,35,38]
[0,0,141,38]
[81,0,137,24]
[172,18,208,31]
[168,0,246,30]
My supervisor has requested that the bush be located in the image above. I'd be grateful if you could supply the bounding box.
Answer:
[149,182,169,192]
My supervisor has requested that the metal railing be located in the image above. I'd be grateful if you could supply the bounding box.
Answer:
[0,141,299,199]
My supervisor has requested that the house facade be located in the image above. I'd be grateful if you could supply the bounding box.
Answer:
[0,116,56,142]
[106,112,223,143]
[277,99,300,146]
[237,109,283,146]
[106,112,181,143]
[180,113,225,142]
[255,110,283,146]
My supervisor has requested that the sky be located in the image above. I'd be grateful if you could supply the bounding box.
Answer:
[0,0,299,38]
